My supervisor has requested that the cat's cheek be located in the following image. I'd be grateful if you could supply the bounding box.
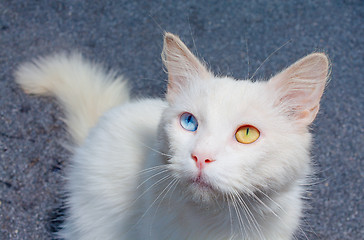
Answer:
[165,120,191,150]
[168,152,199,178]
[221,142,268,186]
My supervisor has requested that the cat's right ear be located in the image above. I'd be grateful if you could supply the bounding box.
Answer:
[162,32,210,102]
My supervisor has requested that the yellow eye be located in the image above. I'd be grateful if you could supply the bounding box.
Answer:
[235,125,260,144]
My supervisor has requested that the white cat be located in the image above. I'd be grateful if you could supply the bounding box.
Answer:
[15,33,330,240]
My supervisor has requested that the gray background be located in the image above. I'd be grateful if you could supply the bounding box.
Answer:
[1,0,363,239]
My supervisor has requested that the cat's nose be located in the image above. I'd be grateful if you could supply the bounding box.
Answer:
[191,153,215,169]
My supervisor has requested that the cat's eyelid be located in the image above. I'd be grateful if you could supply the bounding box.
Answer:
[178,111,197,120]
[235,123,260,132]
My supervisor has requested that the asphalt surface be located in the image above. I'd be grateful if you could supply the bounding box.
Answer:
[0,1,363,239]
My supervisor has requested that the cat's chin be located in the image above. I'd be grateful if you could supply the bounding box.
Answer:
[183,177,221,206]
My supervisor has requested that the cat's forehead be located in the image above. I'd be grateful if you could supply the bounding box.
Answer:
[192,77,269,110]
[207,77,267,102]
[176,76,274,127]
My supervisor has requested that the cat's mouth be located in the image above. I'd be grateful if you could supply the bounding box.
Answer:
[185,176,220,204]
[192,176,212,190]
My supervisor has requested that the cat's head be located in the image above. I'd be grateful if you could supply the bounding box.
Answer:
[160,33,330,204]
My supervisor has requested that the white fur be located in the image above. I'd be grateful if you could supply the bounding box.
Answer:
[15,33,329,240]
[15,53,129,145]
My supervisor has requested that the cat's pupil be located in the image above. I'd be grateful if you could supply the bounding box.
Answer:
[246,127,250,135]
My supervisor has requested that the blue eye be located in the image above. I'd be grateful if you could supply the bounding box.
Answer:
[180,112,198,132]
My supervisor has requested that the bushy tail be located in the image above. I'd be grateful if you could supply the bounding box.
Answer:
[15,53,129,145]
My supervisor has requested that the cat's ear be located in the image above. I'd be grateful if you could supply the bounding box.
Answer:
[162,32,210,102]
[268,53,330,126]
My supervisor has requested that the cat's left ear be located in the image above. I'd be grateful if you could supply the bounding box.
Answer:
[162,32,211,102]
[268,53,330,126]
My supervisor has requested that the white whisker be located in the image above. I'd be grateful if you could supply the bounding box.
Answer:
[135,165,168,176]
[137,169,170,189]
[249,191,280,219]
[245,38,250,79]
[135,138,173,158]
[249,186,310,240]
[152,177,179,220]
[233,190,266,240]
[225,194,235,238]
[168,179,180,210]
[187,14,197,53]
[250,185,283,213]
[250,39,292,80]
[229,192,246,239]
[149,177,179,237]
[136,175,174,226]
[133,174,171,205]
[125,174,173,237]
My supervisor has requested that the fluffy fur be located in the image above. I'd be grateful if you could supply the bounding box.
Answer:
[15,33,330,240]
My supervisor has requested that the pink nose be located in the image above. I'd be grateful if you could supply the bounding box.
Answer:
[191,153,215,169]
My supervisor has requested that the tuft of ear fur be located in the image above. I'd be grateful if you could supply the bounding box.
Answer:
[268,53,330,126]
[162,32,210,102]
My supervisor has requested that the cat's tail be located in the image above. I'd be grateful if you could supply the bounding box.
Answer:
[15,53,129,145]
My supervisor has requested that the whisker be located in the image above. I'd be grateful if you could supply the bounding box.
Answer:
[133,174,171,206]
[299,177,328,186]
[149,177,179,236]
[231,191,253,233]
[250,39,292,80]
[233,190,265,240]
[125,174,172,237]
[245,38,250,79]
[248,186,294,240]
[229,192,246,239]
[249,190,280,219]
[225,194,235,238]
[249,186,310,240]
[137,169,170,189]
[152,177,179,221]
[296,218,314,240]
[243,196,268,240]
[135,165,168,176]
[147,11,165,34]
[132,136,173,159]
[139,141,173,158]
[250,185,284,212]
[135,175,174,226]
[187,14,197,53]
[168,179,180,210]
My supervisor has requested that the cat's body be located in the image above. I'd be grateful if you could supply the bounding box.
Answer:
[15,33,330,240]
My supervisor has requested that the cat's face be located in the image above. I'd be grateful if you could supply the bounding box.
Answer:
[162,76,311,203]
[161,33,329,203]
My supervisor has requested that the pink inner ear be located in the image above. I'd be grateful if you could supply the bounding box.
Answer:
[162,33,211,102]
[269,53,330,125]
